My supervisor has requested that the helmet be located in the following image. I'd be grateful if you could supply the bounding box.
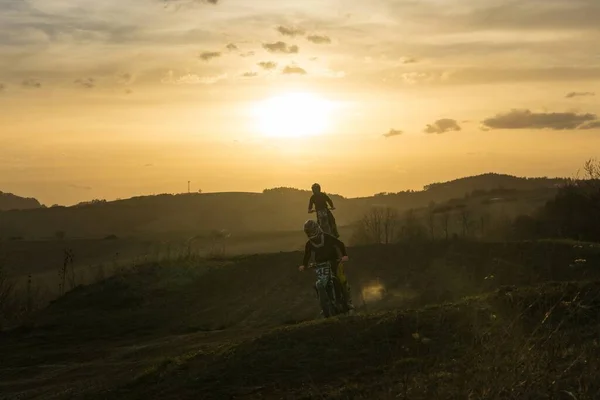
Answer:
[311,183,321,193]
[303,219,322,239]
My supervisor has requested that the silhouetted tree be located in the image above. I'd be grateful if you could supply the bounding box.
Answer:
[352,206,399,245]
[426,202,436,240]
[512,159,600,242]
[399,209,427,242]
[456,205,473,238]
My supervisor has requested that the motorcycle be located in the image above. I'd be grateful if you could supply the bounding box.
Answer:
[307,259,349,318]
[309,207,337,237]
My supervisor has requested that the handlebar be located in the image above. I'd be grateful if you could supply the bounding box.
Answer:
[306,259,345,269]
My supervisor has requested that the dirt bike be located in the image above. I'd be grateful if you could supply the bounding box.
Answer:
[307,260,349,318]
[309,207,337,237]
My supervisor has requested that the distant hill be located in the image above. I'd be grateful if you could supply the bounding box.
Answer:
[0,173,567,239]
[423,173,564,197]
[0,191,42,211]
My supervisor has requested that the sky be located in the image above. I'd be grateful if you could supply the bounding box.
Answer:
[1,0,600,205]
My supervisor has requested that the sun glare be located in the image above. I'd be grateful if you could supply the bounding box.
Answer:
[253,92,335,138]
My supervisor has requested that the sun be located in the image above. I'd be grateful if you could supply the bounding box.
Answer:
[252,92,335,138]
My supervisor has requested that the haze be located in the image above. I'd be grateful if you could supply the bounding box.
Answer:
[2,0,600,205]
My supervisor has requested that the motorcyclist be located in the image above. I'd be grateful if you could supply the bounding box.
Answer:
[299,219,355,313]
[308,183,339,238]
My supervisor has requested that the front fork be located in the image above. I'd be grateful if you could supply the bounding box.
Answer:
[314,279,336,303]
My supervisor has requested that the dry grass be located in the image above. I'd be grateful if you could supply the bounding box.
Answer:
[2,241,600,399]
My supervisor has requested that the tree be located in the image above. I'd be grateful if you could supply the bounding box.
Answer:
[208,229,230,258]
[425,202,436,240]
[456,204,473,238]
[352,206,399,245]
[399,209,427,242]
[433,205,454,241]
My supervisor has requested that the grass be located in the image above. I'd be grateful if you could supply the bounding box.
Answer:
[86,281,600,399]
[2,241,600,399]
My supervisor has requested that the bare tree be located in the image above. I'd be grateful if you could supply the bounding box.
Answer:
[400,208,426,242]
[440,212,450,241]
[58,249,75,295]
[583,158,600,179]
[425,202,436,240]
[352,206,399,245]
[433,205,453,241]
[382,207,399,244]
[456,205,473,238]
[478,212,491,239]
[208,229,230,258]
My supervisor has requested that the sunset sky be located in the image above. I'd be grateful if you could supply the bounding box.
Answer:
[2,0,600,205]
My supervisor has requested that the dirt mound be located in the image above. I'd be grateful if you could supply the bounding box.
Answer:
[97,281,600,399]
[3,242,600,399]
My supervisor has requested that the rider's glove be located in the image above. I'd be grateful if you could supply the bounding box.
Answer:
[298,265,306,272]
[341,256,349,262]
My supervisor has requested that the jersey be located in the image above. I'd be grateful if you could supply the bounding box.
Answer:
[308,192,334,212]
[302,233,347,267]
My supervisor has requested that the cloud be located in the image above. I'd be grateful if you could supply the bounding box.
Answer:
[386,0,600,33]
[74,78,95,89]
[282,65,307,75]
[116,73,135,85]
[258,61,277,70]
[576,120,600,130]
[240,51,255,58]
[307,35,331,44]
[424,119,461,134]
[566,91,595,98]
[22,79,42,88]
[125,89,133,95]
[241,72,257,78]
[226,43,238,51]
[276,26,305,37]
[481,109,598,130]
[161,71,227,85]
[161,0,219,9]
[144,163,154,167]
[379,67,600,86]
[0,83,4,92]
[398,71,452,85]
[199,51,221,61]
[402,57,418,64]
[263,42,299,54]
[383,129,403,138]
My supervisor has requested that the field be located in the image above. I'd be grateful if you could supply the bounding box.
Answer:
[2,240,600,399]
[0,227,350,312]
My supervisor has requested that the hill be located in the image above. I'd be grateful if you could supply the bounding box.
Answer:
[0,173,566,240]
[1,241,599,398]
[0,191,41,211]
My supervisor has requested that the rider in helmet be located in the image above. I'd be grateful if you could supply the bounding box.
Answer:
[299,219,354,312]
[308,183,339,238]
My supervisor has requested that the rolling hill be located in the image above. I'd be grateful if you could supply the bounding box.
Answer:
[0,173,566,240]
[0,191,41,212]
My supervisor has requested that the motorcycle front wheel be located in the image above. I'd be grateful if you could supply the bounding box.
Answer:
[317,284,336,318]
